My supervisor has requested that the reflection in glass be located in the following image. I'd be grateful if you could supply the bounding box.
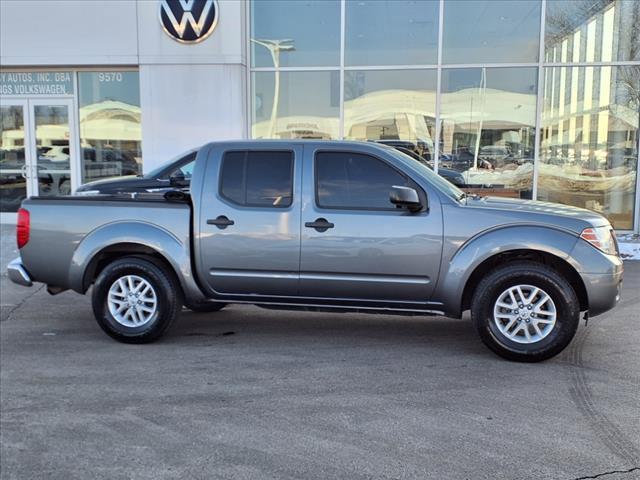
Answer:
[440,68,538,198]
[442,0,541,64]
[539,66,639,229]
[344,69,436,156]
[345,1,439,66]
[34,105,72,197]
[316,151,410,209]
[252,71,339,139]
[250,0,340,68]
[0,106,27,212]
[78,71,142,184]
[545,0,640,63]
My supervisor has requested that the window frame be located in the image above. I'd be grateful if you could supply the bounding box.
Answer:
[313,149,426,212]
[218,149,295,209]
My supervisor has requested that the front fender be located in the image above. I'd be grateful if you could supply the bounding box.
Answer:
[436,225,580,317]
[68,221,206,303]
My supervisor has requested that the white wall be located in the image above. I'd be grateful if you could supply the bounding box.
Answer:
[1,0,248,172]
[137,0,245,65]
[0,0,139,65]
[135,0,247,171]
[139,64,246,171]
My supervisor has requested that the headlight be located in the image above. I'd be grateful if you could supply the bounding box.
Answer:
[580,226,618,255]
[74,189,101,196]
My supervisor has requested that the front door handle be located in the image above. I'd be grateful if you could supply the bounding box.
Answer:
[305,218,334,232]
[207,215,235,229]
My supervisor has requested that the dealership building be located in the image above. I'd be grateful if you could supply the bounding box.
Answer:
[1,0,639,231]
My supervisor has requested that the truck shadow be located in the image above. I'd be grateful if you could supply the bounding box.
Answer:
[169,305,485,357]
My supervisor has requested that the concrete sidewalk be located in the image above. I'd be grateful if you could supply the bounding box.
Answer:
[1,227,639,480]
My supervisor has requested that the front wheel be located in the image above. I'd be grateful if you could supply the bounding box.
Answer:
[92,257,182,343]
[471,261,580,362]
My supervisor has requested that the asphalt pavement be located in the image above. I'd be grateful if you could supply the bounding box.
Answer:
[1,227,638,480]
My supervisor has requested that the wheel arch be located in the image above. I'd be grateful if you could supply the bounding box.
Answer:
[436,225,587,318]
[81,242,180,293]
[460,249,588,315]
[69,222,206,304]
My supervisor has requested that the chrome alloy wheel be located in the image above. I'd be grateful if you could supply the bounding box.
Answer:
[107,275,158,328]
[493,284,557,344]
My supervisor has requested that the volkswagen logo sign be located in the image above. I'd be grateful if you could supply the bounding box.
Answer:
[159,0,219,44]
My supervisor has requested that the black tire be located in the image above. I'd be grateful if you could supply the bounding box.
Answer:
[185,302,227,313]
[91,256,182,343]
[471,261,580,362]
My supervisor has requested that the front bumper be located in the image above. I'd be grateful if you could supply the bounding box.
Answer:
[7,257,33,287]
[581,269,623,317]
[571,240,624,317]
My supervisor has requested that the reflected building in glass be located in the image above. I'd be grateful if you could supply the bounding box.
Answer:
[250,0,639,230]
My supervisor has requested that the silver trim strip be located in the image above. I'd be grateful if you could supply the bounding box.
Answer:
[209,269,298,280]
[301,273,430,285]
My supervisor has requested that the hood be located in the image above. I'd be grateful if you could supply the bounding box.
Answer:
[464,196,611,233]
[76,175,138,191]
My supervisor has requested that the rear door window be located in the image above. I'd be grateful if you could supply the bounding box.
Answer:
[220,150,294,207]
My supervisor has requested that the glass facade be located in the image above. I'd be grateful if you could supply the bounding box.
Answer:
[250,0,640,230]
[346,1,439,66]
[252,71,340,139]
[539,65,638,229]
[0,69,141,212]
[442,0,541,64]
[78,71,142,183]
[440,67,537,198]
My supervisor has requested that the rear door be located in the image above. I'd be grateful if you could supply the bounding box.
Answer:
[198,145,302,297]
[299,145,443,305]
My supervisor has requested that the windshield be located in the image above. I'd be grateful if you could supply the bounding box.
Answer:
[387,148,466,201]
[146,150,197,178]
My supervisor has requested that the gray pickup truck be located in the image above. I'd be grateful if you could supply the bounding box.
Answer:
[8,141,623,362]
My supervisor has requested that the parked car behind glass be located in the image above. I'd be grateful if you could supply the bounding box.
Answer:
[75,150,196,195]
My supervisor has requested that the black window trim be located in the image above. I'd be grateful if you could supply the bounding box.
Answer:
[218,148,295,209]
[160,151,197,180]
[313,149,427,213]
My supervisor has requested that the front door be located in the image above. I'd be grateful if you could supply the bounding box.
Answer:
[299,145,443,306]
[198,145,303,298]
[0,98,77,218]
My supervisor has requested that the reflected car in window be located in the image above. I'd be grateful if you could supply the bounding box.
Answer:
[376,140,466,187]
[75,150,196,195]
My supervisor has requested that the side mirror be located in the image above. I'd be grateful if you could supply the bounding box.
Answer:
[169,171,189,188]
[390,185,423,213]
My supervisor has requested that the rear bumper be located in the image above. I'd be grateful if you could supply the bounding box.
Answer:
[7,257,33,287]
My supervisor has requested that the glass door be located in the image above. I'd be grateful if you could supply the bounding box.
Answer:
[0,98,77,220]
[27,98,77,198]
[0,99,29,215]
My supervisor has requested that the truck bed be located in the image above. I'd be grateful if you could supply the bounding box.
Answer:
[19,195,192,292]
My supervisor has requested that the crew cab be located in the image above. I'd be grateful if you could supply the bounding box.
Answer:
[8,141,623,362]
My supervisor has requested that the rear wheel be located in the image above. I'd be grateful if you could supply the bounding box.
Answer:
[471,261,580,362]
[92,257,182,343]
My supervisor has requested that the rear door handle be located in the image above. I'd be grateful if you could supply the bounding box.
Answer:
[207,215,235,229]
[305,218,334,232]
